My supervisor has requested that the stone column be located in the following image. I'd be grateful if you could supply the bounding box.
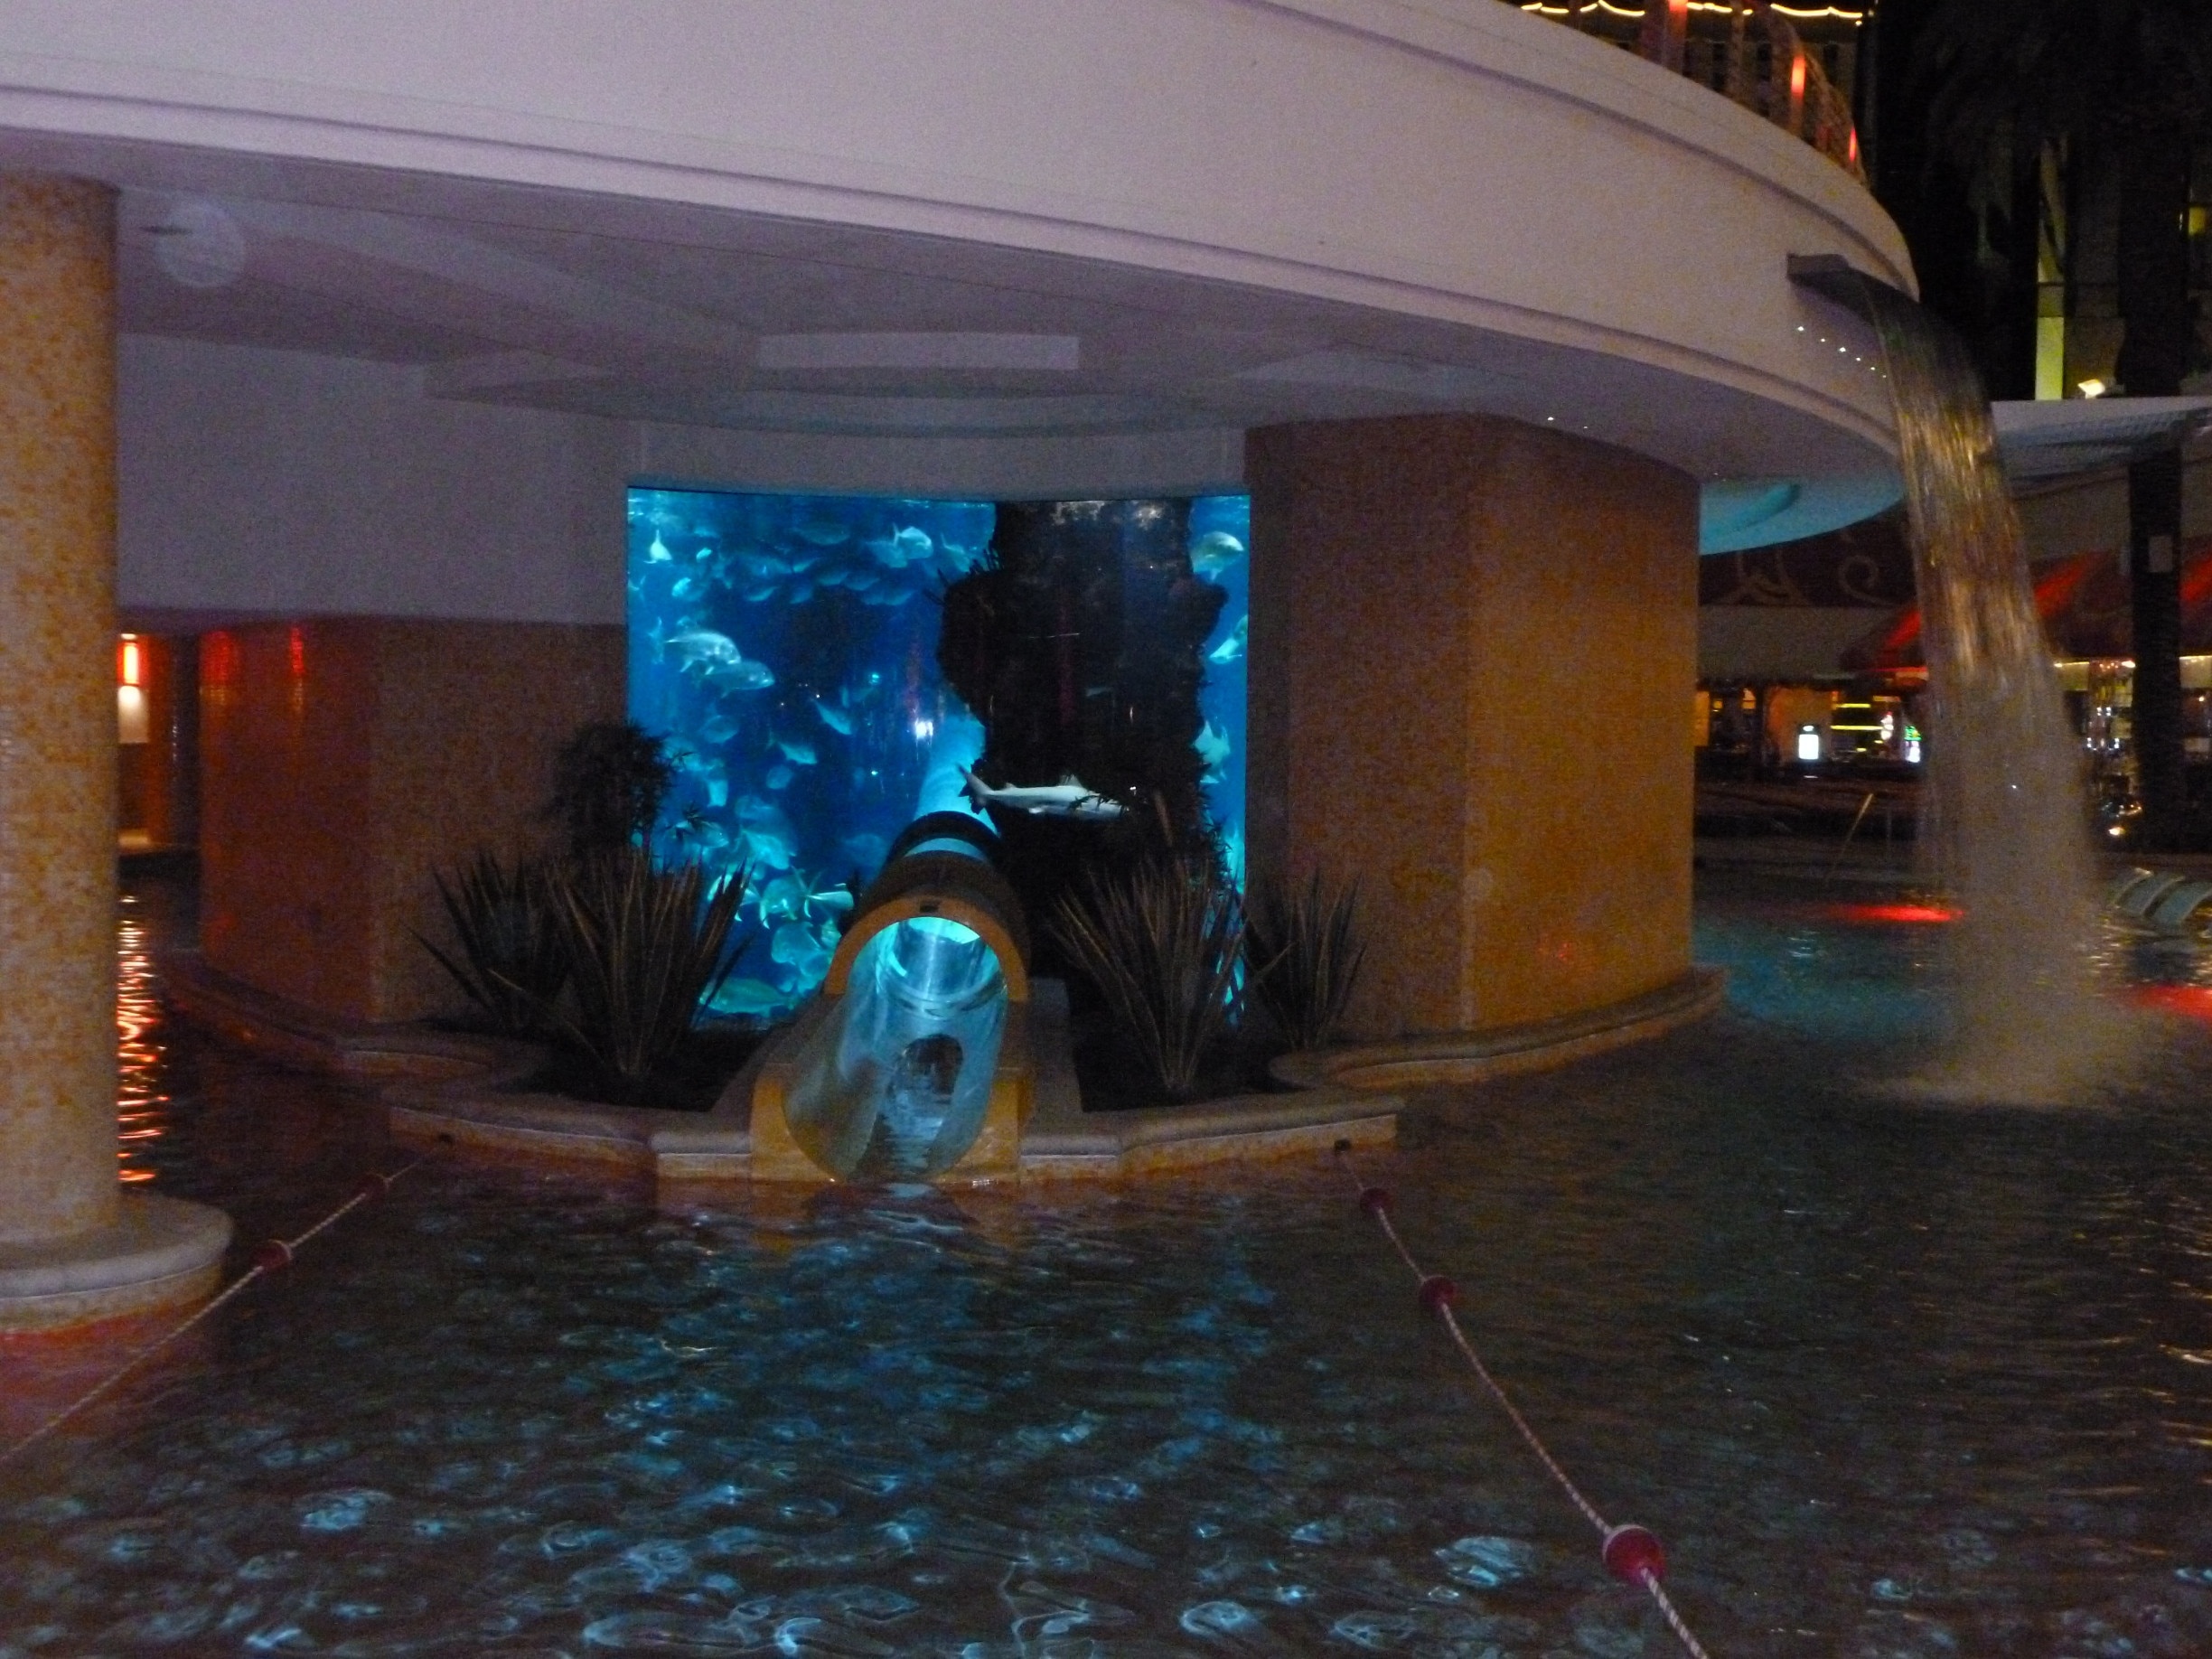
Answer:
[1248,413,1701,1041]
[0,174,228,1332]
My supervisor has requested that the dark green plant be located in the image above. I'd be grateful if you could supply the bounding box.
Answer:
[1244,869,1366,1050]
[547,721,676,859]
[1050,853,1244,1101]
[537,849,749,1101]
[417,849,568,1037]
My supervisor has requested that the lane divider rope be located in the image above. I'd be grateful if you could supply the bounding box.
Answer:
[1333,1140,1715,1659]
[0,1152,434,1470]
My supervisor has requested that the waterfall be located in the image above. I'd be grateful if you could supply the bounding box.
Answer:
[1792,258,2130,1102]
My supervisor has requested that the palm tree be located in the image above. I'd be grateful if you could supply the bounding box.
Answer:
[1911,0,2212,847]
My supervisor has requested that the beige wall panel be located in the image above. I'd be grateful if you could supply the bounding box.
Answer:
[1250,414,1696,1039]
[200,617,623,1024]
[368,621,625,1020]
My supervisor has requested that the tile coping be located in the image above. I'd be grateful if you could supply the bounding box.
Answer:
[159,951,1723,1185]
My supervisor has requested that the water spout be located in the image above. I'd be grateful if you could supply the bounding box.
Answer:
[1788,256,2127,1102]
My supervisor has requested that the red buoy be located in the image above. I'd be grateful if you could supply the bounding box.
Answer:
[251,1239,295,1274]
[1417,1274,1458,1315]
[1601,1523,1666,1585]
[1358,1186,1393,1215]
[353,1171,393,1204]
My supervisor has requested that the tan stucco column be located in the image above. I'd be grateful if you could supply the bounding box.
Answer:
[0,173,228,1331]
[1247,414,1701,1040]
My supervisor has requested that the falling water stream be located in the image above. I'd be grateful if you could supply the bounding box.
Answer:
[1800,260,2132,1101]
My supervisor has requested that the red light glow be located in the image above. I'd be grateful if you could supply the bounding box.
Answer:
[1824,902,1960,925]
[2130,985,2212,1023]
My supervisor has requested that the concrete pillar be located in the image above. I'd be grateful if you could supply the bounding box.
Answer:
[0,174,228,1331]
[1247,414,1699,1039]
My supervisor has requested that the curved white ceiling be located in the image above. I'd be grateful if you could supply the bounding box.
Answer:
[0,0,1910,519]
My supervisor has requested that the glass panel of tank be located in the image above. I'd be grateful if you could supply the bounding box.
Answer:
[627,488,1252,1021]
[627,489,995,1020]
[1189,494,1249,886]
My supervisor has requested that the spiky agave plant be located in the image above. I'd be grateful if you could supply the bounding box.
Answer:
[1243,868,1365,1051]
[418,849,568,1037]
[540,849,749,1101]
[1051,853,1245,1101]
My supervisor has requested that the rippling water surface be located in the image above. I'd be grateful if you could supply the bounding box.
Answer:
[7,874,2212,1656]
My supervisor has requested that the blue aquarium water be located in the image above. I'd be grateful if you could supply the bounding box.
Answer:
[627,491,997,1021]
[1188,496,1249,887]
[627,491,1252,1020]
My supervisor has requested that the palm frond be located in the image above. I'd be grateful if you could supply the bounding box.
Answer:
[1244,868,1366,1051]
[417,849,568,1037]
[1050,854,1244,1101]
[536,849,751,1099]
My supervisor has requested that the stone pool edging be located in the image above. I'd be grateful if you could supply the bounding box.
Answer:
[0,1194,233,1333]
[157,951,1723,1188]
[1273,967,1728,1092]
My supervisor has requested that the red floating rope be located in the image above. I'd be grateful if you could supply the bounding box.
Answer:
[1332,1142,1716,1659]
[0,1153,431,1469]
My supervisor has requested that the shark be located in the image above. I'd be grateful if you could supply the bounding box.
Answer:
[961,769,1128,821]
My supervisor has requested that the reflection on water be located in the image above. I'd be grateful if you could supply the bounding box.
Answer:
[115,897,164,1185]
[14,873,2212,1654]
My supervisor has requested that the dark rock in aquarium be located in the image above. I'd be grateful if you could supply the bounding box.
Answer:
[939,499,1226,942]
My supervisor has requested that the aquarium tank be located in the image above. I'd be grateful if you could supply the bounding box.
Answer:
[628,488,1249,1020]
[1190,493,1249,885]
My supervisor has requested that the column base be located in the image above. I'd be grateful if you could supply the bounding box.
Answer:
[0,1194,232,1334]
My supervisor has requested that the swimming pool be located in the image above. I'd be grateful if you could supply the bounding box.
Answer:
[5,873,2212,1656]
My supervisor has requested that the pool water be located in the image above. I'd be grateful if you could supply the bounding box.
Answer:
[6,875,2212,1656]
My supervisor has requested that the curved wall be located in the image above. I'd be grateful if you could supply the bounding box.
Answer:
[2,0,1907,494]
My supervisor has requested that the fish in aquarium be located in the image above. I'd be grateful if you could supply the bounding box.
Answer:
[862,525,933,567]
[771,919,834,983]
[839,831,890,869]
[1190,529,1246,579]
[814,698,855,736]
[775,736,819,765]
[757,872,810,921]
[961,769,1128,821]
[715,978,789,1017]
[1207,615,1247,664]
[1196,719,1233,777]
[664,628,766,674]
[765,764,794,791]
[721,660,775,689]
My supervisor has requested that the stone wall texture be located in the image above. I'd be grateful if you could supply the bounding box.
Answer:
[1248,413,1699,1037]
[199,618,624,1023]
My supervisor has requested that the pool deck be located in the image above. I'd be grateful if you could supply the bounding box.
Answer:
[160,951,1724,1190]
